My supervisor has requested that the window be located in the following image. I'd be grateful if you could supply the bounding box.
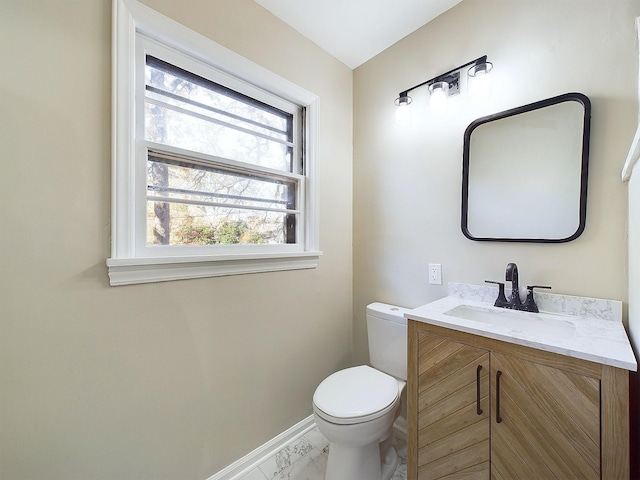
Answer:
[108,0,320,286]
[143,54,302,251]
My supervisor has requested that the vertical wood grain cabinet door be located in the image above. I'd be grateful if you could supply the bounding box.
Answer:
[417,333,490,479]
[491,352,600,480]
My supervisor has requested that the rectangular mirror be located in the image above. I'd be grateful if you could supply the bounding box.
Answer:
[462,93,591,243]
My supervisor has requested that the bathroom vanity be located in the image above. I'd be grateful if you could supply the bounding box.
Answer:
[405,284,637,480]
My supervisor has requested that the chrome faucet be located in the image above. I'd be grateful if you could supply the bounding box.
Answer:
[505,262,521,308]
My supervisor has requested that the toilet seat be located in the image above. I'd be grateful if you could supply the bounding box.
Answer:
[313,365,401,425]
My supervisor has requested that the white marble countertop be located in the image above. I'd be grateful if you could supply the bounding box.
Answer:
[405,284,637,372]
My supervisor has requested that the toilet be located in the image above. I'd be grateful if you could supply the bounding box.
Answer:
[312,302,408,480]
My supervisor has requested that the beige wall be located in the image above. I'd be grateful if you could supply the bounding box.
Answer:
[0,1,352,479]
[353,0,640,364]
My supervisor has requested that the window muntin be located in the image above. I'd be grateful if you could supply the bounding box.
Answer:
[140,49,303,251]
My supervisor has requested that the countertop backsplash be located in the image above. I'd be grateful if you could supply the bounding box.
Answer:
[448,283,622,323]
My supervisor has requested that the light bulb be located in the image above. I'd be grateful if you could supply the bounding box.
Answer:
[468,62,493,104]
[395,102,412,125]
[429,81,449,115]
[394,94,412,125]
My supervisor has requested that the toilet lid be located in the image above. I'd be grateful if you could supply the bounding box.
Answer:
[313,365,399,419]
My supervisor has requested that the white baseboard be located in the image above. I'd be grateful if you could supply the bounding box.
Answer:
[206,415,408,480]
[206,415,316,480]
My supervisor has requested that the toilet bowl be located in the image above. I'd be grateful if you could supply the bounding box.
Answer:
[312,303,409,480]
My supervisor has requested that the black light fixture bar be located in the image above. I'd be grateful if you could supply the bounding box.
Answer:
[396,55,488,102]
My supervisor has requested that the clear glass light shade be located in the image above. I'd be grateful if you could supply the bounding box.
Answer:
[395,103,412,125]
[428,81,449,115]
[394,94,412,106]
[394,94,412,125]
[468,62,493,104]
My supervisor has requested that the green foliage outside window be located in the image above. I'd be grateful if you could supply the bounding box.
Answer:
[172,219,264,245]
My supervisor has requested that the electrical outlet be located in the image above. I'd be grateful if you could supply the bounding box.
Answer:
[429,263,442,285]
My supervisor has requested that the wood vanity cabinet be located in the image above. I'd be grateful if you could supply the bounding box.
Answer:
[407,320,630,480]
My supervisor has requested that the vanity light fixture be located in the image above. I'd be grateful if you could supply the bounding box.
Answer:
[394,55,493,114]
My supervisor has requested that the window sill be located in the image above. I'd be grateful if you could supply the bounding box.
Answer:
[106,251,322,286]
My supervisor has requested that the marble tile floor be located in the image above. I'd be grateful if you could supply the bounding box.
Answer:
[238,427,407,480]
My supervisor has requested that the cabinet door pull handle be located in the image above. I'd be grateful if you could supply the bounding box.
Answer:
[476,365,483,415]
[496,370,503,424]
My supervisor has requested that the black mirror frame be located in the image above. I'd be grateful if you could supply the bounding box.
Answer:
[461,92,591,243]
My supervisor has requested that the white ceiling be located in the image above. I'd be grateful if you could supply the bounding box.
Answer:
[254,0,464,69]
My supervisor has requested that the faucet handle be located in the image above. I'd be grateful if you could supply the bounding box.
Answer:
[522,285,552,313]
[485,280,509,308]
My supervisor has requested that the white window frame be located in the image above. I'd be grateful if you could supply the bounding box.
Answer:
[108,0,321,286]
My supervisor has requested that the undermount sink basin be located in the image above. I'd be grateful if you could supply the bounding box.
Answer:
[443,304,576,337]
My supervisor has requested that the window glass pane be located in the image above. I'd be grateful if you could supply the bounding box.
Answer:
[146,154,297,246]
[145,56,295,173]
[145,89,289,142]
[147,157,296,210]
[146,59,290,135]
[145,103,292,172]
[147,202,294,246]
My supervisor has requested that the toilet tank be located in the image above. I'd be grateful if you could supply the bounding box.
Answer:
[367,302,410,381]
